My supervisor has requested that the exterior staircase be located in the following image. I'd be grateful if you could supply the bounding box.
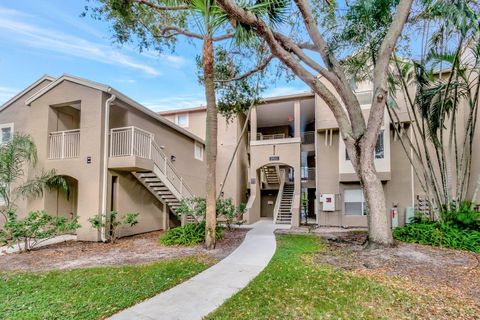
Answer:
[110,127,194,216]
[134,172,183,212]
[275,184,294,224]
[262,165,280,184]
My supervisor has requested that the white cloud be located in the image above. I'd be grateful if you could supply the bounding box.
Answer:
[264,86,309,98]
[139,49,190,69]
[142,95,205,112]
[0,10,160,76]
[0,86,19,105]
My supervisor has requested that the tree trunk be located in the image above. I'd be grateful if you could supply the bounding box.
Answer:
[203,35,218,249]
[360,147,393,246]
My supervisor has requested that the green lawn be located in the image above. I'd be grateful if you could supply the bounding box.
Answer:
[0,255,214,320]
[207,235,476,320]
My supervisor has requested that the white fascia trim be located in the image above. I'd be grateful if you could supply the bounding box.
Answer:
[25,74,109,106]
[0,75,55,111]
[24,74,204,145]
[261,91,314,104]
[250,137,301,146]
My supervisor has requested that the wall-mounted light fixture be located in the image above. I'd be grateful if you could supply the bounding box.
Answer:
[170,155,176,162]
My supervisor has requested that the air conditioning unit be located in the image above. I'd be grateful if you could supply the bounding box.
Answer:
[319,194,335,211]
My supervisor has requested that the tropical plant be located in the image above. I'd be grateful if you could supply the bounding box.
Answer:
[2,210,80,252]
[0,133,70,221]
[89,210,139,243]
[159,221,223,246]
[387,0,480,218]
[393,220,480,253]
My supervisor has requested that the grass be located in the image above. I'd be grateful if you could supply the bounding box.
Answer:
[0,255,214,320]
[207,235,476,320]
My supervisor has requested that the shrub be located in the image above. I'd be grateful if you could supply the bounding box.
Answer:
[175,197,206,223]
[393,221,480,253]
[89,211,139,243]
[160,221,223,246]
[216,198,246,229]
[441,201,480,230]
[3,210,81,252]
[175,197,246,228]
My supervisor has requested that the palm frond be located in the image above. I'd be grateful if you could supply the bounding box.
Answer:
[16,170,70,199]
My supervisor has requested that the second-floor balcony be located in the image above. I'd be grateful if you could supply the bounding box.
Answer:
[48,129,80,160]
[109,126,194,199]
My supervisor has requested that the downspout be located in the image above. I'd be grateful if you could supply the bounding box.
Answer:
[101,91,116,242]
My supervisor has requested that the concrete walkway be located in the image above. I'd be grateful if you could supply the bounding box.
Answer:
[109,220,288,320]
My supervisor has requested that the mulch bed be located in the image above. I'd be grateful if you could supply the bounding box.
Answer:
[311,230,480,308]
[0,228,249,272]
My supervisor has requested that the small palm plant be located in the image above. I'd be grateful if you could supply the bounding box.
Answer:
[0,133,70,221]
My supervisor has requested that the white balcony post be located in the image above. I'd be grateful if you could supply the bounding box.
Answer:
[61,131,65,159]
[149,134,153,159]
[109,129,113,157]
[130,127,135,156]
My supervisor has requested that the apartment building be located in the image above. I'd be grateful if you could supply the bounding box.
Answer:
[0,74,206,241]
[162,80,480,229]
[2,73,478,240]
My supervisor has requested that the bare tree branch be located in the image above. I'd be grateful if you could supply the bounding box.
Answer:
[367,0,414,146]
[132,0,189,11]
[161,26,204,39]
[215,55,274,82]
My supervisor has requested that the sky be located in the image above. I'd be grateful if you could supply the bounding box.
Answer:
[0,0,308,112]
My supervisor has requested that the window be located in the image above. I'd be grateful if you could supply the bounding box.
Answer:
[0,123,13,144]
[344,189,368,216]
[375,130,384,159]
[355,90,373,107]
[194,142,204,161]
[345,130,384,161]
[175,113,189,127]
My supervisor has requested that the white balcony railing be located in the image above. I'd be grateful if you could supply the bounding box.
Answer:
[301,131,315,144]
[48,129,80,160]
[110,126,194,199]
[301,167,316,181]
[248,132,286,141]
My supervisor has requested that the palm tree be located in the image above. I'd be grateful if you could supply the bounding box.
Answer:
[0,133,69,221]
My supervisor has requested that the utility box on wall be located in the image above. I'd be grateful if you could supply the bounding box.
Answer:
[320,194,335,211]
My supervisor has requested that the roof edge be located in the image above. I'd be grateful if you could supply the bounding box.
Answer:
[0,74,55,111]
[24,74,204,144]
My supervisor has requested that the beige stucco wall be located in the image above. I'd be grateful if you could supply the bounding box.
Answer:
[108,170,167,237]
[1,77,207,241]
[216,114,248,206]
[113,101,206,197]
[248,139,301,224]
[162,110,206,140]
[27,80,106,241]
[0,78,53,221]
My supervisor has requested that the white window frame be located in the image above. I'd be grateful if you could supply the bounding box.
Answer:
[355,90,374,109]
[375,130,385,159]
[344,188,368,216]
[345,130,384,161]
[175,113,189,128]
[0,123,14,144]
[194,141,204,161]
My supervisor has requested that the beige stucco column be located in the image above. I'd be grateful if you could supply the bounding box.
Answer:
[294,101,301,138]
[250,106,257,141]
